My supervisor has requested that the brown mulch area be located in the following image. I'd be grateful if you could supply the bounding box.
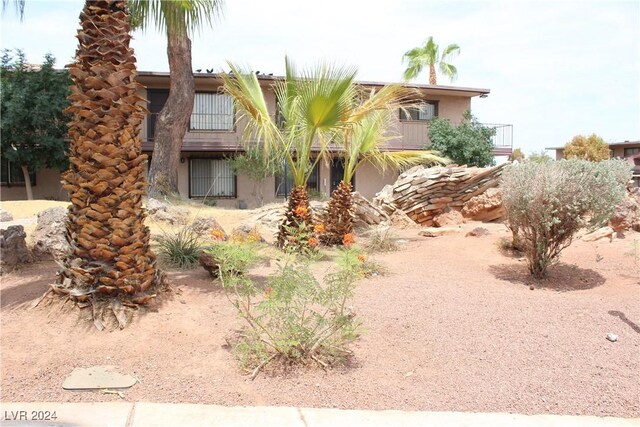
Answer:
[1,222,638,417]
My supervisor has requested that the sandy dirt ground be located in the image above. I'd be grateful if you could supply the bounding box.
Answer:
[1,220,639,417]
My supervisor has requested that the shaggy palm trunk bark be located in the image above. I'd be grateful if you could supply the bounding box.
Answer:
[429,64,437,85]
[147,25,194,199]
[55,0,165,328]
[277,185,312,248]
[320,181,353,246]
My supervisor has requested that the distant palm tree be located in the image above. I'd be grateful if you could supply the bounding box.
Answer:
[321,90,448,245]
[128,0,224,198]
[222,57,357,248]
[402,37,460,85]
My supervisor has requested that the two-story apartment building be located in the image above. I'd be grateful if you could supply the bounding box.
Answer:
[1,72,504,205]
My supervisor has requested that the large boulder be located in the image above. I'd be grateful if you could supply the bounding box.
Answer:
[461,188,505,222]
[0,208,13,222]
[610,191,640,233]
[433,208,465,227]
[188,217,227,239]
[32,207,70,260]
[230,224,266,243]
[0,225,32,274]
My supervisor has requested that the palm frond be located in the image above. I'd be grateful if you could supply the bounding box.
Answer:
[367,150,449,175]
[441,43,460,57]
[439,62,458,81]
[128,0,223,34]
[220,61,282,170]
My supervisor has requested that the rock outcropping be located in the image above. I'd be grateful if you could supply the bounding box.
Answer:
[373,164,507,226]
[0,225,32,274]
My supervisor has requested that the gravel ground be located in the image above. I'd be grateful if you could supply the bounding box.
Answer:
[1,222,638,417]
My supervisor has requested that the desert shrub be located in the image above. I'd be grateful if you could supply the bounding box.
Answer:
[501,159,630,278]
[155,227,207,269]
[214,241,362,375]
[365,227,398,253]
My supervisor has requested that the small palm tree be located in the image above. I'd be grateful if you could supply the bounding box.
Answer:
[55,0,165,329]
[402,36,460,85]
[321,94,448,245]
[222,58,357,247]
[128,0,223,198]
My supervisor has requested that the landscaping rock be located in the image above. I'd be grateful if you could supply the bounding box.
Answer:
[352,192,389,229]
[582,226,614,242]
[606,333,618,342]
[433,209,464,227]
[230,224,265,243]
[461,188,505,222]
[149,206,189,225]
[0,208,13,222]
[418,227,461,238]
[189,217,226,238]
[373,164,507,226]
[466,227,490,237]
[32,206,70,260]
[388,210,417,229]
[609,192,640,234]
[199,252,220,278]
[0,225,32,274]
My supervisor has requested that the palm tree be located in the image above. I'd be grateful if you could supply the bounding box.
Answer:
[222,57,357,248]
[321,90,448,245]
[128,0,223,198]
[402,37,460,85]
[54,0,165,329]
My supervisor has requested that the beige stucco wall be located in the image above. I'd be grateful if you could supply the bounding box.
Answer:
[353,161,399,200]
[0,168,67,201]
[392,95,471,149]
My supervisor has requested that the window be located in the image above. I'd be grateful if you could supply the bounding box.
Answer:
[624,147,640,157]
[190,93,234,131]
[1,158,36,186]
[275,162,319,197]
[400,101,437,121]
[147,89,169,140]
[189,158,236,198]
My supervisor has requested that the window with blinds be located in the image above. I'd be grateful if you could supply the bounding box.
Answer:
[400,101,437,121]
[190,93,234,131]
[189,158,236,197]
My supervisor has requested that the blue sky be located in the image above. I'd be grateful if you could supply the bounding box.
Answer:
[1,0,639,155]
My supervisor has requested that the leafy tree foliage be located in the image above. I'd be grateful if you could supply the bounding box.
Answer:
[509,148,525,162]
[426,111,495,167]
[563,133,610,161]
[527,150,553,163]
[230,146,283,207]
[0,50,70,199]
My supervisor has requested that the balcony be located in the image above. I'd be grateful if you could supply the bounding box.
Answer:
[483,123,513,157]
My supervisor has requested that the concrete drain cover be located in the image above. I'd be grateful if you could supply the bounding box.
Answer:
[62,365,137,390]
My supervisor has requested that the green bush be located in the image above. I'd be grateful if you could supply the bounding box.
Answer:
[501,159,630,278]
[426,110,495,167]
[155,227,207,269]
[213,242,362,375]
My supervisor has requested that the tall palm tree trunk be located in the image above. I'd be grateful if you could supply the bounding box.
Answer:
[55,0,165,326]
[147,26,194,198]
[321,181,353,246]
[277,185,312,248]
[429,64,437,85]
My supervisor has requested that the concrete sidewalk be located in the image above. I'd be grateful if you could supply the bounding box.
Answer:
[1,402,637,427]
